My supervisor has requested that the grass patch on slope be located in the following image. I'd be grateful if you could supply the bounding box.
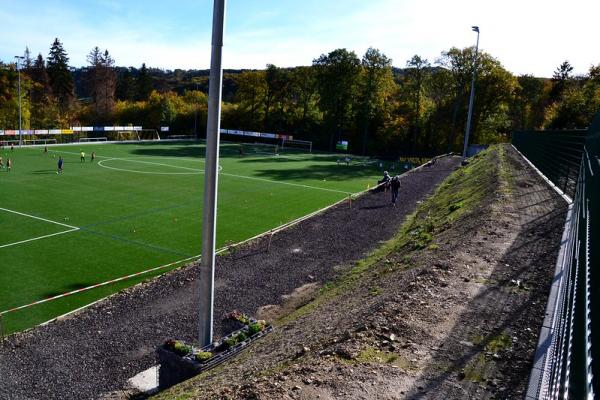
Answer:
[153,149,501,399]
[281,147,499,325]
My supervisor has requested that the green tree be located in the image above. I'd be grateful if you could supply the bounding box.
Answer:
[234,70,266,129]
[550,60,574,102]
[288,66,320,133]
[512,75,545,129]
[23,46,33,70]
[405,55,431,153]
[116,68,136,101]
[46,38,74,112]
[357,48,394,155]
[136,63,153,101]
[29,54,56,127]
[263,64,287,131]
[313,48,361,151]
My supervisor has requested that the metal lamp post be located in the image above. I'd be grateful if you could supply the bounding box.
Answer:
[199,0,226,347]
[14,56,24,146]
[461,26,480,161]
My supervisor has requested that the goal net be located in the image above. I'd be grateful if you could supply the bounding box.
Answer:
[281,139,312,153]
[240,143,279,156]
[137,129,161,141]
[79,137,107,143]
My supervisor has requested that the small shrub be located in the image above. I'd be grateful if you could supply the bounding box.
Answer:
[224,337,236,348]
[226,310,250,325]
[195,351,213,362]
[248,321,266,336]
[165,339,192,356]
[235,331,248,342]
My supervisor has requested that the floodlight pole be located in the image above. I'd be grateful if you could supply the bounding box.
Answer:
[462,26,479,160]
[15,56,24,147]
[199,0,226,347]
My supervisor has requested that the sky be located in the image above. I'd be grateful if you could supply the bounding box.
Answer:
[0,0,598,78]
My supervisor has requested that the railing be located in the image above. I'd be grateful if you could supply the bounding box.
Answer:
[514,114,600,399]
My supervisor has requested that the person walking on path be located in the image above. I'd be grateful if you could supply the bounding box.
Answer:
[390,175,400,205]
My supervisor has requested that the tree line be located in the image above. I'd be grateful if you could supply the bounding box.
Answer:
[1,38,599,155]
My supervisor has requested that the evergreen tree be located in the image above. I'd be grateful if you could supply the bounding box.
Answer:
[116,68,136,101]
[23,46,33,70]
[136,63,152,101]
[86,47,116,117]
[29,53,54,127]
[550,60,574,101]
[47,38,74,111]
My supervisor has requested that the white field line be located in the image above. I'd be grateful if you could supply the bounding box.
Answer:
[38,146,357,194]
[114,159,202,171]
[2,155,452,323]
[219,171,353,195]
[97,158,204,175]
[0,228,79,249]
[97,156,353,195]
[0,207,80,249]
[0,207,78,229]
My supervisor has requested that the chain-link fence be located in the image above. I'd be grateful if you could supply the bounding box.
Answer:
[514,114,599,399]
[512,129,588,200]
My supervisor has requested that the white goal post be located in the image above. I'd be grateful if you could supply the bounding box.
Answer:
[136,129,161,141]
[281,138,312,153]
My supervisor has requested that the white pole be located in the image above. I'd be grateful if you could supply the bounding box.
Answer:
[15,56,24,147]
[462,26,479,160]
[199,0,226,347]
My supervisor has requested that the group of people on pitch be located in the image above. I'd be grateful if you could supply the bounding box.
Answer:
[378,171,401,205]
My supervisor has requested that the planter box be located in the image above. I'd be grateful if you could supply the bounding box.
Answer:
[157,320,273,389]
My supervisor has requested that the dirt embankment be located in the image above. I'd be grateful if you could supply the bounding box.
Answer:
[0,156,460,400]
[154,145,567,400]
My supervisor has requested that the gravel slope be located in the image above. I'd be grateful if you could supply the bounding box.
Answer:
[153,145,567,400]
[0,156,460,400]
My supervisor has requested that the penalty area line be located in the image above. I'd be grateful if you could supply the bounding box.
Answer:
[0,207,79,229]
[0,227,79,249]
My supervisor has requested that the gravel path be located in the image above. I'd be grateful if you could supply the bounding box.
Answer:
[0,156,460,400]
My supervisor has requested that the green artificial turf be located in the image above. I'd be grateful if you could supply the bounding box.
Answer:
[0,141,384,334]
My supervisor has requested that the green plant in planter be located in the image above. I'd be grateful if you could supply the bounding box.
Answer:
[165,339,192,356]
[235,331,248,342]
[224,336,237,349]
[248,321,266,336]
[195,351,213,362]
[223,331,248,349]
[226,310,250,325]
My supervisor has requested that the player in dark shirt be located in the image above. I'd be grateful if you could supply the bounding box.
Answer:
[390,175,400,205]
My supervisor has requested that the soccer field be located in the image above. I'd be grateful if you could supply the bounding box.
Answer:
[0,140,382,334]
